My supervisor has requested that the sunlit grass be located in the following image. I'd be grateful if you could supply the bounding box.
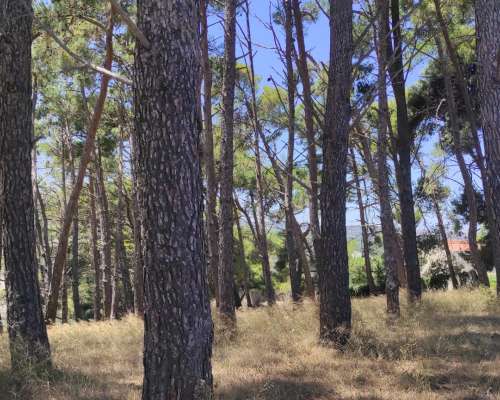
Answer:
[1,288,500,399]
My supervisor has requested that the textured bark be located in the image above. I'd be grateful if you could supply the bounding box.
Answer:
[0,0,51,367]
[319,0,353,346]
[60,134,69,324]
[475,0,500,294]
[135,0,214,398]
[200,0,219,305]
[375,2,400,315]
[88,171,102,321]
[116,136,134,314]
[436,37,489,285]
[129,131,144,316]
[95,147,114,318]
[350,149,376,294]
[283,0,302,302]
[386,0,421,301]
[218,0,238,326]
[45,11,115,323]
[292,0,321,261]
[69,150,82,321]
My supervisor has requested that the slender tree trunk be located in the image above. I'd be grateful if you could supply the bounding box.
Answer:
[0,0,51,367]
[434,199,459,289]
[69,148,82,321]
[45,10,115,323]
[319,0,353,346]
[350,149,376,293]
[95,147,114,318]
[116,136,134,314]
[234,207,253,307]
[292,0,321,261]
[283,0,302,302]
[375,2,400,315]
[218,0,238,327]
[200,0,219,306]
[60,133,69,324]
[89,171,102,321]
[35,182,52,293]
[475,0,500,294]
[129,131,144,316]
[387,0,422,301]
[135,0,214,397]
[436,37,489,285]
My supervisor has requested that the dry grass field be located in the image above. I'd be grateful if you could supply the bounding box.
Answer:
[1,289,500,399]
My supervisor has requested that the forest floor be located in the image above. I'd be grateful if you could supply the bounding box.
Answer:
[1,289,500,400]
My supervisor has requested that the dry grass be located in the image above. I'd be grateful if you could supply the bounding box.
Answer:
[1,288,500,399]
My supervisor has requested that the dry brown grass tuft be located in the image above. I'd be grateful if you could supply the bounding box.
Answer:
[1,289,500,399]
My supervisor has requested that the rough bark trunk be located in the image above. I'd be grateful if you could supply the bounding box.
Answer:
[200,0,219,306]
[0,0,51,367]
[350,149,376,293]
[95,147,114,318]
[60,133,69,324]
[45,10,115,323]
[88,170,102,321]
[69,149,82,321]
[116,136,134,314]
[283,0,302,302]
[319,0,353,346]
[218,0,238,327]
[436,37,489,285]
[386,0,421,301]
[292,0,321,262]
[475,0,500,294]
[135,0,214,398]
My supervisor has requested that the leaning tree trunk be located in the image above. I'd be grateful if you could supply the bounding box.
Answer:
[135,0,214,398]
[475,0,500,294]
[0,0,51,368]
[387,0,422,301]
[319,0,353,346]
[218,0,238,327]
[45,10,115,323]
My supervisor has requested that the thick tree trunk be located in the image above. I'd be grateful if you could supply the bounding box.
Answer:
[135,0,214,398]
[375,2,400,315]
[283,0,302,302]
[129,131,144,316]
[350,149,376,294]
[116,136,134,314]
[292,0,321,262]
[436,37,489,285]
[200,0,219,306]
[45,10,115,323]
[319,0,353,346]
[0,0,51,367]
[475,0,500,294]
[88,171,102,321]
[218,0,238,327]
[386,0,422,301]
[95,147,114,318]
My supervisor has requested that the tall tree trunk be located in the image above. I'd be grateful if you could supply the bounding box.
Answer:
[116,135,134,314]
[69,148,82,321]
[129,131,144,316]
[375,2,400,315]
[95,147,114,318]
[243,2,275,306]
[200,0,219,306]
[135,0,214,397]
[45,10,115,323]
[0,0,51,367]
[387,0,422,301]
[234,207,253,308]
[35,182,52,293]
[475,0,500,294]
[283,0,302,302]
[319,0,353,346]
[434,199,459,289]
[218,0,238,327]
[60,132,69,324]
[350,149,376,293]
[436,37,489,285]
[292,0,321,262]
[88,170,102,321]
